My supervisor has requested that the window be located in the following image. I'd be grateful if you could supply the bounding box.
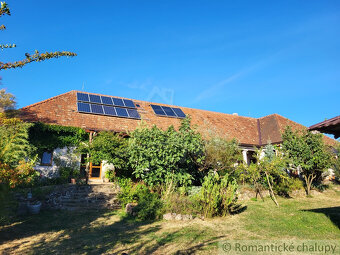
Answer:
[41,151,53,166]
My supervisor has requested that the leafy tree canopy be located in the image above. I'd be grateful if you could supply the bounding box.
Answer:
[0,113,31,167]
[282,126,331,195]
[129,117,205,187]
[78,131,129,174]
[201,136,242,175]
[0,88,15,112]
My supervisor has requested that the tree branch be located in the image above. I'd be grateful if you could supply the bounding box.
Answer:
[0,2,10,17]
[0,50,77,70]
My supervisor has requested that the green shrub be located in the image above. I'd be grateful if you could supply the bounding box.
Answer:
[273,177,304,196]
[77,131,129,177]
[59,166,79,182]
[105,169,116,182]
[117,178,163,220]
[117,178,147,207]
[129,117,204,187]
[134,189,163,221]
[194,171,238,218]
[201,137,242,177]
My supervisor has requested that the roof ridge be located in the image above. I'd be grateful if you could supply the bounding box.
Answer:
[21,91,75,110]
[273,113,307,128]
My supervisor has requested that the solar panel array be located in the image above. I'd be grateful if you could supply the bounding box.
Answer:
[77,92,140,119]
[150,104,186,118]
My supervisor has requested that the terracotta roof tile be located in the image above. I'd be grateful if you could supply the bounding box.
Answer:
[19,91,338,147]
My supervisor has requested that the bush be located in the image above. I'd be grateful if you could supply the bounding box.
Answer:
[105,169,116,182]
[273,177,304,196]
[77,131,130,178]
[117,178,163,221]
[59,166,79,182]
[194,171,238,218]
[129,117,204,187]
[0,160,38,188]
[134,189,163,221]
[117,178,147,207]
[201,137,242,177]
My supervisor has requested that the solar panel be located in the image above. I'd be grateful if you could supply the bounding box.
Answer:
[91,104,104,114]
[103,105,116,116]
[77,92,139,119]
[151,105,166,116]
[172,108,186,118]
[77,93,90,102]
[161,106,176,117]
[89,94,102,104]
[123,99,135,108]
[150,104,186,118]
[115,107,129,117]
[112,98,125,107]
[101,96,113,105]
[77,102,91,113]
[127,109,140,119]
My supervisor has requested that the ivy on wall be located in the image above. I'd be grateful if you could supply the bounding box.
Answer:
[28,122,88,155]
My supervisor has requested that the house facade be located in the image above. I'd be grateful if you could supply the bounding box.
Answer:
[20,90,337,181]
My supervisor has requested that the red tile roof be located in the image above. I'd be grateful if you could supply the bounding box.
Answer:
[20,90,338,147]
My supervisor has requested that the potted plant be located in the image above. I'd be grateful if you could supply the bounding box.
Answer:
[70,168,80,184]
[27,199,42,214]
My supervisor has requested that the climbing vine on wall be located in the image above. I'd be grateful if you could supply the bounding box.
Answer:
[28,122,88,155]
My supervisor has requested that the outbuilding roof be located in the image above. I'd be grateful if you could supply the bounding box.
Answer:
[309,116,340,139]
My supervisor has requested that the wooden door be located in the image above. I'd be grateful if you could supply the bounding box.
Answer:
[89,162,101,179]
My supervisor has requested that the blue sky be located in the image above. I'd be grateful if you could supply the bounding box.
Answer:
[1,0,339,128]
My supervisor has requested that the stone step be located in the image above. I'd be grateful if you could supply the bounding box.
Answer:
[71,193,117,199]
[44,183,121,211]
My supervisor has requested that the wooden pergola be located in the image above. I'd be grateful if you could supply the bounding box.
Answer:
[309,115,340,139]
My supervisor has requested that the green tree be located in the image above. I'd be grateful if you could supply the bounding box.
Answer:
[282,126,331,196]
[259,144,288,206]
[78,131,129,176]
[0,113,31,167]
[0,113,37,188]
[129,117,204,187]
[201,136,242,176]
[0,88,15,112]
[0,2,76,70]
[242,145,288,206]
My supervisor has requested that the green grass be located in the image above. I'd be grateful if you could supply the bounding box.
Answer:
[0,187,339,254]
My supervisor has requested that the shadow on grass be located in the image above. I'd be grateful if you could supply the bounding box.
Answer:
[0,209,161,254]
[230,204,247,215]
[302,206,340,229]
[0,208,229,254]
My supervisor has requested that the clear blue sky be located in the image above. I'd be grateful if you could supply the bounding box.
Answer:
[1,0,339,128]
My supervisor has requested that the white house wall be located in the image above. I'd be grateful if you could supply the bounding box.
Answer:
[34,147,80,178]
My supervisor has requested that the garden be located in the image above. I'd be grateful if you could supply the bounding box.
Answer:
[0,113,340,254]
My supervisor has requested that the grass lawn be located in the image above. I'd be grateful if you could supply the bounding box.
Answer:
[0,187,339,254]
